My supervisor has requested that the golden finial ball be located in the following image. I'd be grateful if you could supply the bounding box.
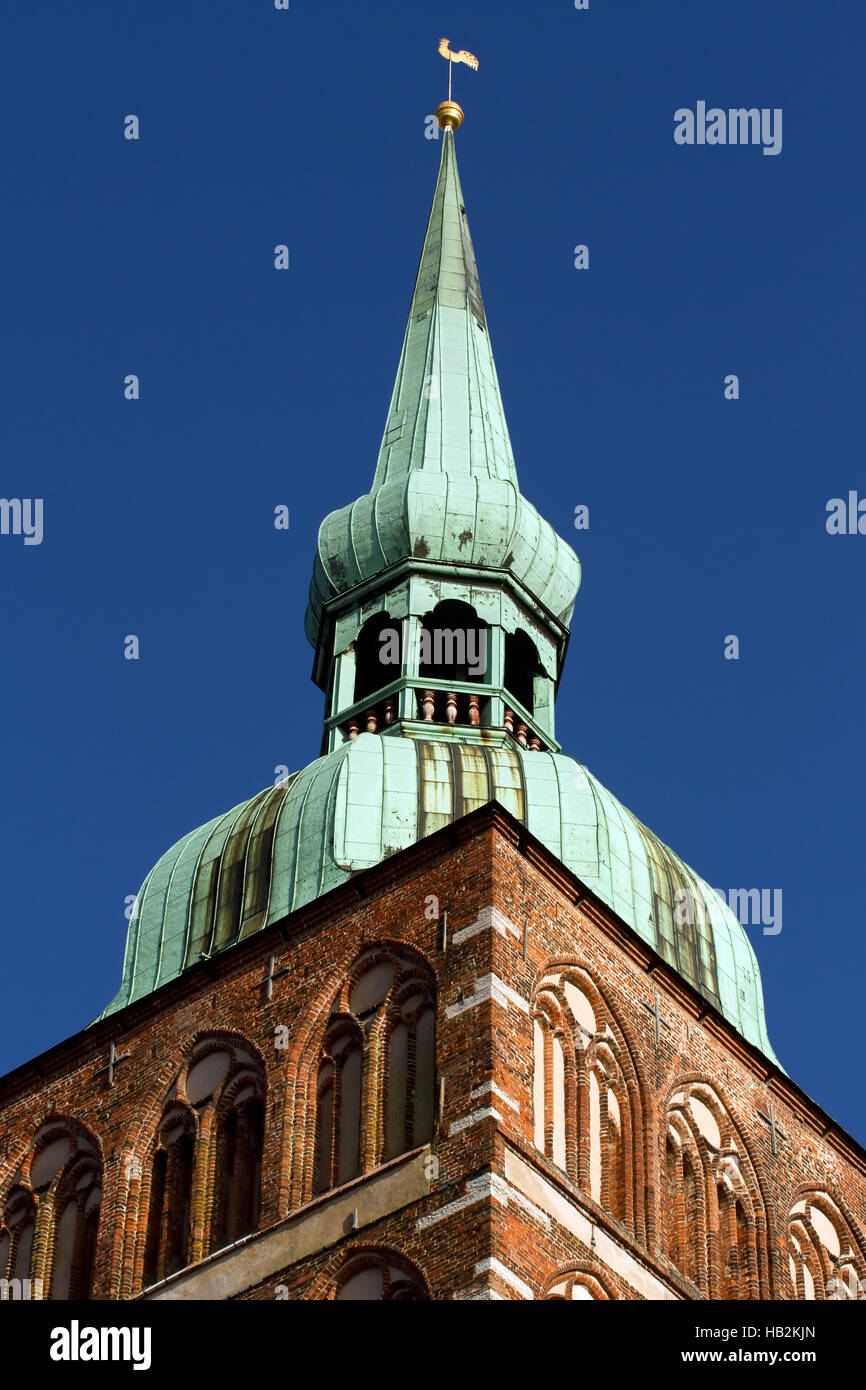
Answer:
[435,100,464,132]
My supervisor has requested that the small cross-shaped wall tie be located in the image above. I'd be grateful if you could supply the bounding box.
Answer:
[257,952,291,1001]
[94,1040,131,1089]
[641,990,672,1055]
[756,1097,789,1156]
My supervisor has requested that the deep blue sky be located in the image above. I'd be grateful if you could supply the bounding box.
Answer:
[2,2,864,1141]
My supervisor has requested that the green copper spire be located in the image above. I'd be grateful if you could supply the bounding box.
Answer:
[306,129,581,683]
[371,127,517,489]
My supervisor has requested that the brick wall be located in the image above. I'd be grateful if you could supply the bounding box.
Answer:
[0,804,863,1300]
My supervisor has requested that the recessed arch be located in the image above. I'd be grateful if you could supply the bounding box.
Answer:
[530,960,646,1241]
[661,1076,768,1299]
[785,1187,866,1300]
[138,1032,267,1289]
[543,1259,620,1301]
[308,943,437,1200]
[0,1117,102,1300]
[334,1246,430,1301]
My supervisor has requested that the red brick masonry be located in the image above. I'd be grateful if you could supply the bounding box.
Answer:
[1,804,863,1301]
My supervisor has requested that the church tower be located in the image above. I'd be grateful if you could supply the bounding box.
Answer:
[1,101,864,1306]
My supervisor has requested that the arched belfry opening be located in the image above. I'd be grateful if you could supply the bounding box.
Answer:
[354,613,401,706]
[328,587,558,752]
[415,598,488,728]
[418,599,486,684]
[504,629,543,717]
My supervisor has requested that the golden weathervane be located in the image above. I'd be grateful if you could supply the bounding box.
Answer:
[436,37,478,132]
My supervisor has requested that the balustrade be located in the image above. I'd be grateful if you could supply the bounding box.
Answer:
[342,691,544,749]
